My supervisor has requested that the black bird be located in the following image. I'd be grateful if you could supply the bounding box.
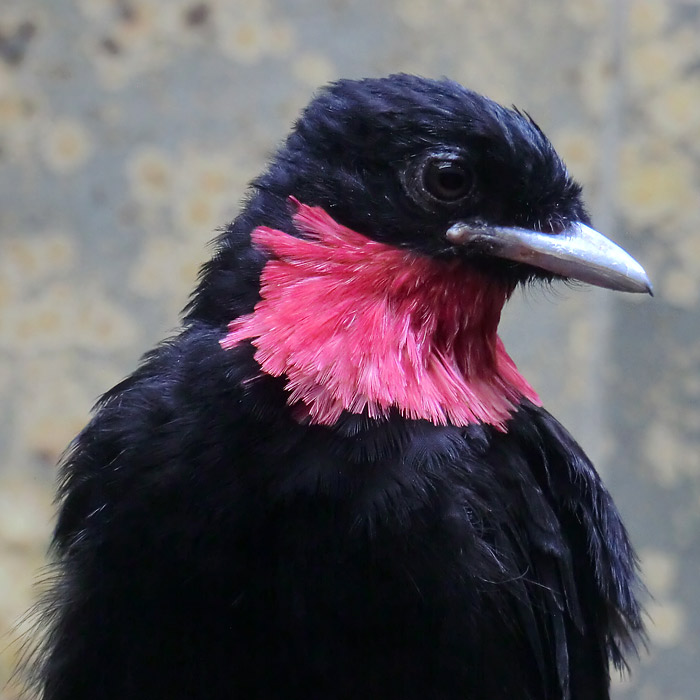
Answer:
[26,75,649,700]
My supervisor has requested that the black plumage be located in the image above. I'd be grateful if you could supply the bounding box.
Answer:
[24,75,644,700]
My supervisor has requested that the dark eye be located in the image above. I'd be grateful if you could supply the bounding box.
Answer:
[422,158,473,202]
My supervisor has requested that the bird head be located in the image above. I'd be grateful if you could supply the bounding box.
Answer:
[200,75,651,429]
[252,74,650,293]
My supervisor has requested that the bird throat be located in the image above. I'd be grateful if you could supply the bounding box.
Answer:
[221,200,540,430]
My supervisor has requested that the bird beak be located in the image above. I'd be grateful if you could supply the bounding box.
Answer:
[445,221,652,294]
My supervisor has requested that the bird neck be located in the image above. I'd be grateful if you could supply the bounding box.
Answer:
[221,200,540,430]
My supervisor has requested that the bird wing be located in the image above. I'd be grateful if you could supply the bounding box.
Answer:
[470,402,644,700]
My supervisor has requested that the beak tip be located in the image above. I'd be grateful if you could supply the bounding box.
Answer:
[634,269,653,296]
[625,273,653,296]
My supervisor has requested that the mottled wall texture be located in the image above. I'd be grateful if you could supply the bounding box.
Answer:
[1,0,699,697]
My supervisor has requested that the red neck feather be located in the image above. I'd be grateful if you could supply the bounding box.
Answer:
[221,200,540,430]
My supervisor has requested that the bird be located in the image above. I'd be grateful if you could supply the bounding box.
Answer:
[24,74,649,700]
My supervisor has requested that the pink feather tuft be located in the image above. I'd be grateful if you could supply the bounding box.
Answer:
[221,200,540,430]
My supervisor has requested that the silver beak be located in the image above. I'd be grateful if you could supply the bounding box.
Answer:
[445,221,653,294]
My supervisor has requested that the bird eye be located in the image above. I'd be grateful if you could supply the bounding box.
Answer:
[422,158,473,203]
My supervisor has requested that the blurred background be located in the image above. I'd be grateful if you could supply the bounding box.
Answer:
[1,0,699,697]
